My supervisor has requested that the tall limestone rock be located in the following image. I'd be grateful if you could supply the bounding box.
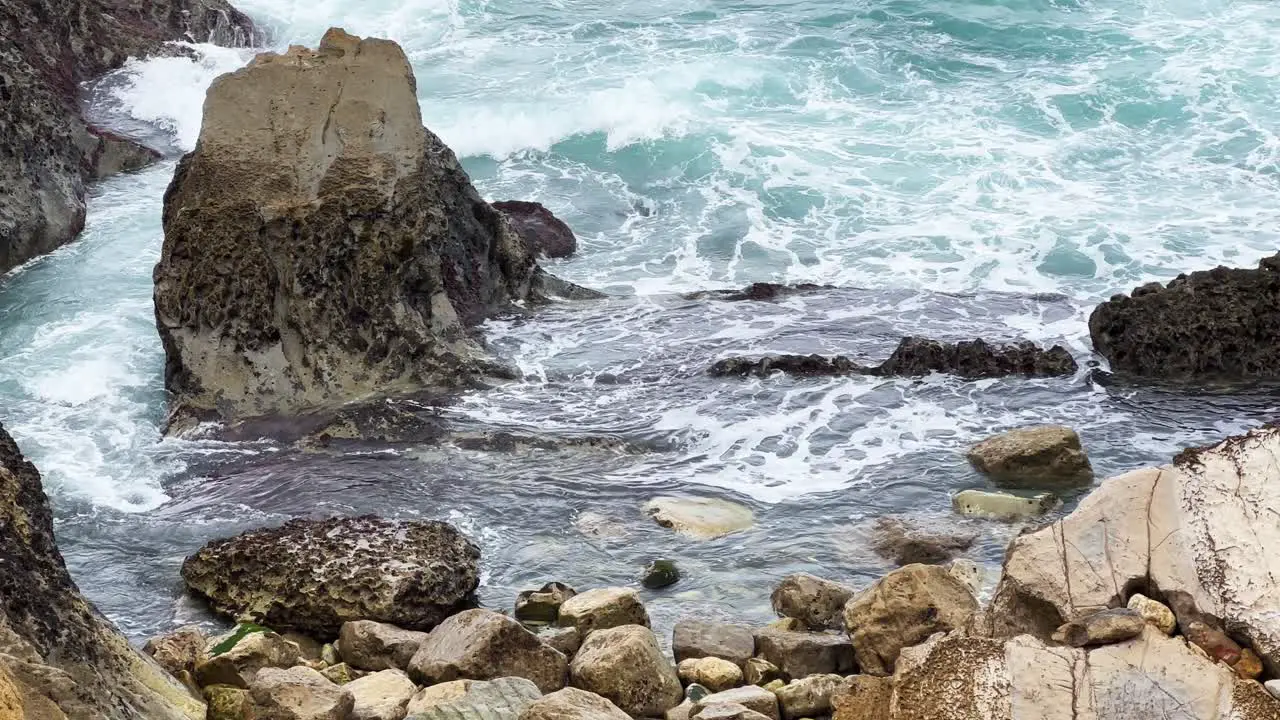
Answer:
[154,28,551,430]
[0,423,203,719]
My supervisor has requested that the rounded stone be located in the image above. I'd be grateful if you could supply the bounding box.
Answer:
[1126,594,1176,635]
[645,496,755,540]
[643,560,681,589]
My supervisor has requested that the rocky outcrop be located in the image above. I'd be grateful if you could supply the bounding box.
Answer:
[967,425,1093,488]
[710,338,1076,380]
[407,609,567,693]
[854,628,1280,719]
[0,0,256,275]
[493,201,578,258]
[1089,254,1280,379]
[0,422,204,719]
[868,516,977,566]
[989,425,1280,674]
[154,28,555,430]
[181,516,480,637]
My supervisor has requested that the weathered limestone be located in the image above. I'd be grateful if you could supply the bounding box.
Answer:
[154,28,552,430]
[773,674,847,720]
[408,677,541,720]
[344,669,415,720]
[247,666,353,720]
[407,609,567,693]
[677,657,743,692]
[569,625,683,718]
[990,426,1280,675]
[672,620,755,667]
[182,516,480,637]
[966,425,1093,487]
[144,625,208,684]
[338,621,429,672]
[645,496,756,540]
[693,686,780,720]
[559,587,650,636]
[770,573,853,631]
[752,630,855,679]
[405,679,472,716]
[843,563,978,676]
[519,687,631,720]
[515,582,576,624]
[195,628,303,688]
[868,516,976,566]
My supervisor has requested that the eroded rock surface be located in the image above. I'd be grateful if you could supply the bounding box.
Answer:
[407,609,567,693]
[181,516,480,637]
[967,425,1093,488]
[493,200,578,258]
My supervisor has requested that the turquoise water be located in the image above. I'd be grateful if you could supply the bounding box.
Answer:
[4,0,1280,638]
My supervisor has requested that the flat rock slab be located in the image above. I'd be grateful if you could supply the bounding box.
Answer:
[645,496,755,540]
[409,677,542,720]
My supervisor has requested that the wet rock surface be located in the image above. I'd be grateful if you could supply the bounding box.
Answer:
[181,516,480,637]
[493,200,578,258]
[868,516,977,566]
[967,425,1093,488]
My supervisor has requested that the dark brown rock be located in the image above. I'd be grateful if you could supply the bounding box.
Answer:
[685,283,836,302]
[1089,254,1280,379]
[181,515,480,637]
[868,517,976,566]
[493,200,578,258]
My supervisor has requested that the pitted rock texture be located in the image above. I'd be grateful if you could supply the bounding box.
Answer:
[1089,254,1280,379]
[181,515,480,637]
[155,28,552,430]
[710,338,1076,380]
[0,0,255,275]
[0,422,203,719]
[990,425,1280,674]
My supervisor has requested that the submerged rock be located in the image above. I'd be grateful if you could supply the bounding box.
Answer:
[868,516,977,566]
[950,488,1059,520]
[672,619,756,667]
[493,200,578,258]
[966,425,1093,488]
[645,495,756,540]
[770,573,854,631]
[0,422,204,719]
[154,28,557,431]
[710,337,1076,381]
[181,516,480,637]
[1089,254,1280,379]
[989,425,1280,672]
[684,282,837,302]
[643,559,682,589]
[0,0,255,275]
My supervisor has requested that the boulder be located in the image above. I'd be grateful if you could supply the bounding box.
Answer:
[677,657,742,693]
[0,423,205,720]
[493,200,578,259]
[966,425,1093,487]
[1127,593,1176,635]
[144,625,208,681]
[408,677,540,720]
[951,488,1058,520]
[405,679,472,716]
[692,686,780,720]
[770,573,853,631]
[247,666,354,720]
[948,559,983,597]
[742,658,785,686]
[345,669,415,720]
[407,609,566,693]
[569,625,683,718]
[338,621,429,672]
[710,338,1076,380]
[868,516,977,566]
[195,628,304,688]
[645,496,755,540]
[829,676,893,720]
[843,563,978,676]
[990,426,1280,674]
[154,28,554,430]
[534,626,582,658]
[1056,608,1146,647]
[0,0,254,275]
[519,687,631,720]
[559,587,649,636]
[672,620,755,667]
[1089,254,1280,379]
[282,633,324,664]
[692,703,774,720]
[773,674,847,720]
[866,628,1280,719]
[752,630,855,679]
[182,516,480,637]
[515,582,577,624]
[205,684,253,720]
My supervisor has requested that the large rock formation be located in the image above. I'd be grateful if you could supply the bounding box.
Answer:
[154,28,560,430]
[0,422,204,719]
[0,0,256,274]
[990,425,1280,674]
[1089,254,1280,379]
[181,515,480,637]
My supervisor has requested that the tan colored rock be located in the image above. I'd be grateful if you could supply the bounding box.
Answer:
[408,678,540,720]
[319,663,356,685]
[693,686,780,720]
[338,621,429,672]
[519,687,631,720]
[830,676,892,720]
[1056,608,1146,647]
[282,633,324,664]
[692,702,774,720]
[205,685,252,720]
[559,587,649,636]
[843,563,977,676]
[951,488,1059,520]
[144,626,208,680]
[515,582,577,624]
[408,609,566,693]
[753,629,854,679]
[673,619,755,667]
[0,665,24,720]
[770,574,853,631]
[773,674,848,720]
[345,669,415,720]
[743,658,784,686]
[569,624,683,718]
[196,629,304,688]
[967,425,1092,487]
[645,496,755,540]
[1126,593,1176,635]
[321,644,340,667]
[992,427,1280,673]
[679,657,743,693]
[405,679,472,716]
[247,666,354,720]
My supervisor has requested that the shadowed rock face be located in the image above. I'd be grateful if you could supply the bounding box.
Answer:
[155,29,550,430]
[0,0,256,274]
[1089,253,1280,380]
[494,200,578,258]
[709,337,1076,380]
[0,423,203,719]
